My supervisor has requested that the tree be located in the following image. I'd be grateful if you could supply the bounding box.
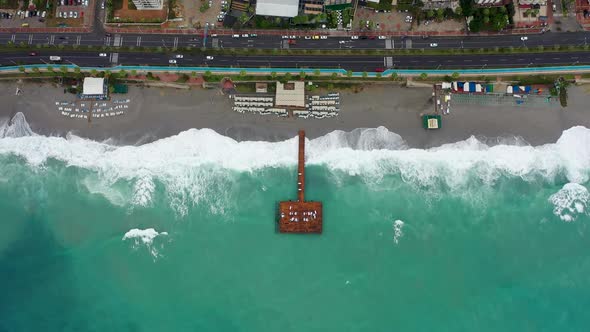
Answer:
[419,72,428,80]
[459,0,473,17]
[60,66,68,74]
[119,69,127,78]
[18,66,25,73]
[331,72,338,79]
[131,69,137,76]
[376,72,382,78]
[362,71,368,78]
[32,67,40,74]
[284,72,292,81]
[483,16,490,24]
[454,6,462,17]
[451,72,460,80]
[436,8,444,20]
[239,70,247,78]
[74,67,81,74]
[346,70,352,77]
[314,69,320,77]
[390,72,398,80]
[426,10,434,19]
[299,71,306,79]
[91,69,98,76]
[47,65,54,72]
[271,71,278,80]
[483,8,490,16]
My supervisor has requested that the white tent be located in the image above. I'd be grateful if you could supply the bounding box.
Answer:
[82,77,105,95]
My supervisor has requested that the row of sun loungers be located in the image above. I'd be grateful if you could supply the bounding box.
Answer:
[60,111,125,119]
[234,102,274,107]
[233,107,288,117]
[293,110,338,119]
[234,96,273,102]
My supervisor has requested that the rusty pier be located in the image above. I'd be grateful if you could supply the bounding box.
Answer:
[278,130,323,233]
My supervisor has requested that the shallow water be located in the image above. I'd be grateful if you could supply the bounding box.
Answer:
[1,114,589,332]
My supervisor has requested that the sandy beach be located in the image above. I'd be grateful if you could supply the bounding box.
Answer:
[1,80,589,147]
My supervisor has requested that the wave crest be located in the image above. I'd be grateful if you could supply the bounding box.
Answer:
[1,114,589,214]
[549,183,590,222]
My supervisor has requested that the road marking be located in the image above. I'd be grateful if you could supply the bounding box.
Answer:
[136,36,141,47]
[173,37,178,49]
[113,34,122,47]
[111,52,119,64]
[76,35,81,45]
[385,39,392,49]
[10,34,15,43]
[49,35,55,45]
[104,36,111,46]
[384,56,393,67]
[28,34,33,45]
[405,39,412,49]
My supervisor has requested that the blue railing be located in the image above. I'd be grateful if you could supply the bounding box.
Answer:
[5,64,590,77]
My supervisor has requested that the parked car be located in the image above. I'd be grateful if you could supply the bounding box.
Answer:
[520,36,528,41]
[378,35,387,39]
[350,35,359,39]
[242,34,249,37]
[250,33,257,37]
[320,35,327,39]
[99,53,107,57]
[305,36,311,40]
[206,56,214,60]
[429,43,438,47]
[232,34,240,38]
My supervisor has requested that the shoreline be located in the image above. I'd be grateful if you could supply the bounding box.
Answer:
[1,81,589,148]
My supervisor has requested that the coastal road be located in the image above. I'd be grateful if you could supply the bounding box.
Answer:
[0,31,589,52]
[2,50,590,71]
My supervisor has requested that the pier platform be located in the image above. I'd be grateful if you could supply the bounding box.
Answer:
[278,130,323,234]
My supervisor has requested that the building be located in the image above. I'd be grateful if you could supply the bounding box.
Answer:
[255,0,300,17]
[275,81,305,108]
[130,0,163,10]
[324,0,353,10]
[81,77,107,99]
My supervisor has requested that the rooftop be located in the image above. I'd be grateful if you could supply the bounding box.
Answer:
[275,81,305,108]
[255,0,299,17]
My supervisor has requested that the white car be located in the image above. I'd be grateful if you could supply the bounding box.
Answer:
[242,34,249,37]
[520,36,528,41]
[101,1,104,8]
[73,11,78,18]
[206,56,214,60]
[175,54,183,58]
[338,40,346,44]
[290,35,296,39]
[98,53,107,57]
[351,35,359,40]
[305,36,311,39]
[282,35,289,39]
[69,11,74,18]
[232,34,240,38]
[41,11,46,18]
[320,35,327,39]
[169,59,177,64]
[378,35,387,39]
[429,43,438,47]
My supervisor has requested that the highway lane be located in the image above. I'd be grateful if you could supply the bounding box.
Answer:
[1,50,589,71]
[0,31,589,52]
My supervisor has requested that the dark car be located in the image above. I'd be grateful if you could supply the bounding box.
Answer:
[105,33,112,37]
[360,36,368,40]
[29,51,38,56]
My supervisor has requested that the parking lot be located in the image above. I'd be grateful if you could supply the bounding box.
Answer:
[354,7,412,32]
[0,0,91,28]
[176,0,228,28]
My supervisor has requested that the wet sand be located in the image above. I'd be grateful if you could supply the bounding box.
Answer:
[1,81,589,147]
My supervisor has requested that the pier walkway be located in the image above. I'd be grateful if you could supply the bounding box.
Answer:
[278,131,323,234]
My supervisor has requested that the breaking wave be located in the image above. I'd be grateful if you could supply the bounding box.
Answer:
[549,183,590,222]
[122,228,169,259]
[1,112,589,215]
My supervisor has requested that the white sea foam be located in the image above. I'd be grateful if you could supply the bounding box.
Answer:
[393,220,404,244]
[549,183,590,222]
[122,228,169,259]
[1,113,589,214]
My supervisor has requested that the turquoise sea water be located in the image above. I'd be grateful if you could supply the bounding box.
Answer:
[1,114,590,332]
